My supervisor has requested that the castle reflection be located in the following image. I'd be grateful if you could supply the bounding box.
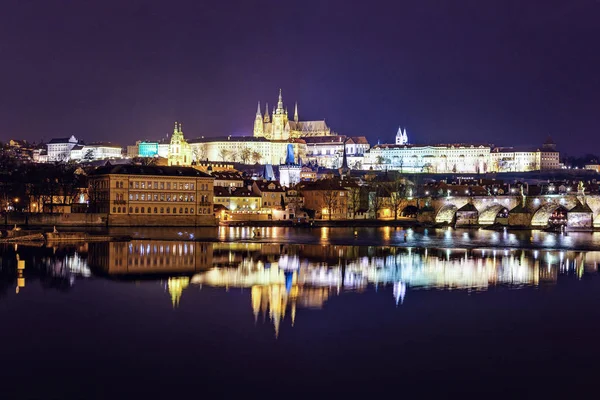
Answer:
[2,241,599,337]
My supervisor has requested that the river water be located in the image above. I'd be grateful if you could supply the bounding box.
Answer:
[1,227,600,398]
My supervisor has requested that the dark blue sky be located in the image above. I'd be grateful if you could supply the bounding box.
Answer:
[1,0,598,154]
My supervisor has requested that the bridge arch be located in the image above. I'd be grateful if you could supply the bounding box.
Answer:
[531,203,565,227]
[401,205,419,218]
[435,204,458,224]
[478,204,508,225]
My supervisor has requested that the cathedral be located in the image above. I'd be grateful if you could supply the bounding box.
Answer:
[253,89,334,140]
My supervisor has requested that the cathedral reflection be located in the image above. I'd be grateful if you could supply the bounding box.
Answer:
[3,241,600,337]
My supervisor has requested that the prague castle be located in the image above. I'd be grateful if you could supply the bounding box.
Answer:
[253,89,333,140]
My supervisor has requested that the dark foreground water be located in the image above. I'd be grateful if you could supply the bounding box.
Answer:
[2,229,600,398]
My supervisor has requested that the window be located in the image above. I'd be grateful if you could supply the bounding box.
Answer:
[184,208,188,214]
[173,208,176,214]
[135,194,139,200]
[190,195,194,201]
[180,208,183,214]
[129,194,133,200]
[141,194,145,201]
[167,183,171,189]
[148,208,151,213]
[167,194,171,201]
[141,182,145,189]
[135,207,139,213]
[161,194,165,201]
[179,183,183,190]
[184,183,189,190]
[141,207,145,213]
[160,207,164,213]
[135,182,139,188]
[190,183,194,190]
[154,194,158,201]
[154,207,158,213]
[190,208,194,214]
[113,207,116,213]
[129,207,133,213]
[160,182,165,189]
[154,182,158,189]
[117,207,121,213]
[166,207,170,213]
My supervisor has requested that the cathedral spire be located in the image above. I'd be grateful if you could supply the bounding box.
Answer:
[174,121,178,133]
[179,122,182,133]
[264,103,270,123]
[277,88,284,112]
[256,101,261,116]
[294,102,298,122]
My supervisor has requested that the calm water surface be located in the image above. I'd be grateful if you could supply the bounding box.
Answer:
[2,229,600,398]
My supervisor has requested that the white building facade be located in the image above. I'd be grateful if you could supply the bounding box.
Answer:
[47,135,79,162]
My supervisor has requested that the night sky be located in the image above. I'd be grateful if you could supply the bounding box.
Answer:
[1,0,599,154]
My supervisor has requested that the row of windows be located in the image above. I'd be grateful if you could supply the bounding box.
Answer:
[215,198,259,203]
[112,206,211,214]
[130,181,199,190]
[128,193,199,202]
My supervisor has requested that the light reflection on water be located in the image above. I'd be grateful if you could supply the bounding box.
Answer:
[72,226,600,250]
[2,241,599,337]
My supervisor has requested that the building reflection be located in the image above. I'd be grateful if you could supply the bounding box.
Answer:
[3,241,600,337]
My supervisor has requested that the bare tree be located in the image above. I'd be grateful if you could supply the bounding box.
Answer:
[369,183,385,219]
[198,143,208,160]
[376,155,385,169]
[321,189,338,220]
[218,148,229,162]
[252,151,262,164]
[240,147,252,164]
[347,186,362,219]
[385,178,408,220]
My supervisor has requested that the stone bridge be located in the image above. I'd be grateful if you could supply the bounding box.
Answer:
[410,194,600,229]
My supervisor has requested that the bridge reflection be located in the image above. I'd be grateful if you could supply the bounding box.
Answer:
[3,241,599,337]
[88,241,599,336]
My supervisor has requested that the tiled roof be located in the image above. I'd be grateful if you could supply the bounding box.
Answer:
[90,164,212,178]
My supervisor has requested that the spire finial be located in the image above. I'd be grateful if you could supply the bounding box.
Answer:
[277,88,284,112]
[179,122,182,133]
[294,102,298,122]
[256,101,261,116]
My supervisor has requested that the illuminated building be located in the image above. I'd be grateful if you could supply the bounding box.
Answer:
[214,186,262,212]
[139,141,159,157]
[304,135,369,169]
[168,122,193,166]
[365,132,561,173]
[188,135,307,166]
[299,179,349,220]
[46,135,80,162]
[69,142,123,161]
[253,89,334,140]
[395,127,409,145]
[279,143,301,188]
[88,164,215,226]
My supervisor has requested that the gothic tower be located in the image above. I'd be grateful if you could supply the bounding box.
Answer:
[253,102,264,137]
[271,89,289,140]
